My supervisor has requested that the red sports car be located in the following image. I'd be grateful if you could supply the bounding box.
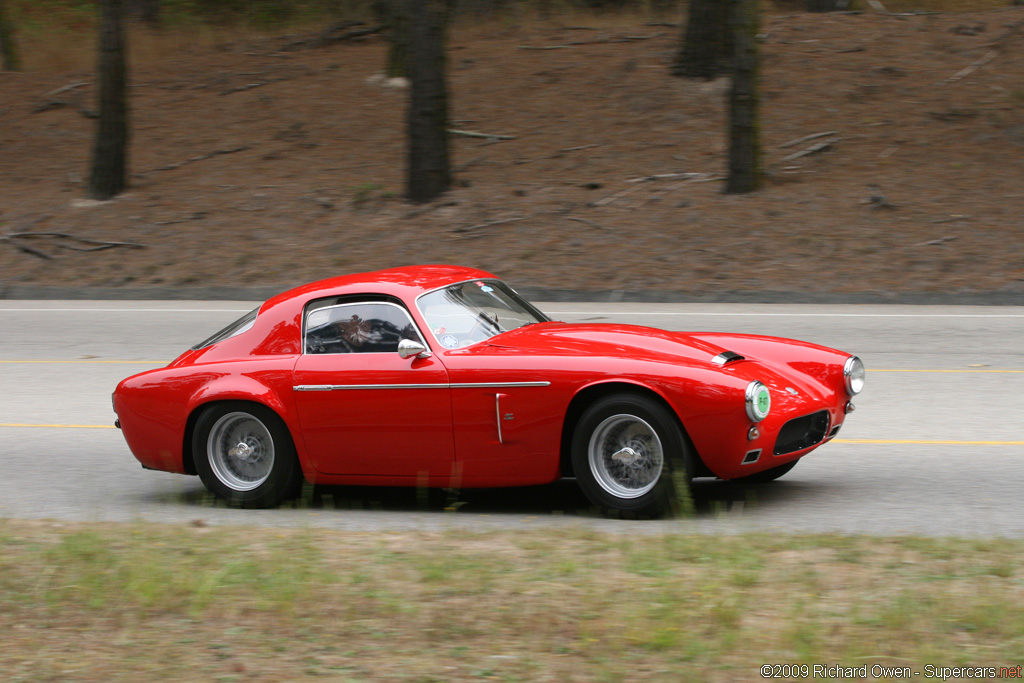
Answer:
[113,265,865,517]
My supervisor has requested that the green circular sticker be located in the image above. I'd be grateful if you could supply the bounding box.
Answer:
[757,389,771,414]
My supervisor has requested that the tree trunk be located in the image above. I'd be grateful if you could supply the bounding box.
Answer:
[648,0,676,18]
[0,0,19,71]
[725,0,761,194]
[127,0,160,26]
[89,0,129,201]
[672,0,732,79]
[376,0,410,78]
[806,0,839,11]
[406,0,450,204]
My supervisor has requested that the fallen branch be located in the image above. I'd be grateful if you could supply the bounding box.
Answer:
[40,81,89,99]
[1,232,144,260]
[590,184,643,207]
[626,172,713,183]
[141,145,253,175]
[566,216,613,231]
[447,128,517,141]
[281,22,386,51]
[220,81,273,96]
[519,33,664,50]
[779,131,839,149]
[3,238,51,259]
[943,49,999,84]
[515,143,599,165]
[315,25,385,46]
[931,214,970,224]
[32,99,98,118]
[781,138,840,162]
[912,236,958,247]
[452,217,525,234]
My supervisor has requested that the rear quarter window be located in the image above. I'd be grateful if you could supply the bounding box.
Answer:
[190,308,259,350]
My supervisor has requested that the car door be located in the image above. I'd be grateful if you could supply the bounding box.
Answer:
[441,352,566,487]
[292,299,454,478]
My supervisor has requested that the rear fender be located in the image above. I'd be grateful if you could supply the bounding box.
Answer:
[182,372,310,480]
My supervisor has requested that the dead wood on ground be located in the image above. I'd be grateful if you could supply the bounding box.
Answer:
[1,231,144,260]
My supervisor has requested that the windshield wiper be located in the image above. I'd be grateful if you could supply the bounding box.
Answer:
[477,311,503,333]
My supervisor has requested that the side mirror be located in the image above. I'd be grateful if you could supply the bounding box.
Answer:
[398,338,431,359]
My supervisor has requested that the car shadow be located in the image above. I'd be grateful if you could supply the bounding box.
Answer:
[154,476,823,519]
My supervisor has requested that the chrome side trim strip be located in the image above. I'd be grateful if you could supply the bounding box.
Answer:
[451,382,551,389]
[294,383,449,391]
[293,381,551,392]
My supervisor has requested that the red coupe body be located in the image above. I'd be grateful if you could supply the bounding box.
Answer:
[114,266,862,513]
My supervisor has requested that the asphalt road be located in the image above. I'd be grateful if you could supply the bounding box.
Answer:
[1,300,1022,537]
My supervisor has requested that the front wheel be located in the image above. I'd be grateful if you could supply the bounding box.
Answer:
[571,393,694,518]
[193,402,304,508]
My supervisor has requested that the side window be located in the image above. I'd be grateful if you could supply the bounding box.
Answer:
[304,302,424,354]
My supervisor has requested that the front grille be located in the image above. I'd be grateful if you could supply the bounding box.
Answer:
[774,410,830,456]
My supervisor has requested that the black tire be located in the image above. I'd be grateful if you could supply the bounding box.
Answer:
[734,459,798,483]
[192,402,304,508]
[571,393,694,518]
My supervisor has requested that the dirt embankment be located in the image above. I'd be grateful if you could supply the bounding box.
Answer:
[1,9,1023,302]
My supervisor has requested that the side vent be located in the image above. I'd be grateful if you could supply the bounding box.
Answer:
[742,449,761,465]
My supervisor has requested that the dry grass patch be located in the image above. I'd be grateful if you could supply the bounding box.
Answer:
[2,519,1023,682]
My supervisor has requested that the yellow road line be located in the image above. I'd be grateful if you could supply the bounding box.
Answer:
[0,423,116,429]
[835,438,1024,445]
[0,360,167,365]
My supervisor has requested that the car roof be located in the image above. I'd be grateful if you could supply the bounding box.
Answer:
[263,265,498,310]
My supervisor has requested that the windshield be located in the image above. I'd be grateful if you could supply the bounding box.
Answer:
[417,280,548,349]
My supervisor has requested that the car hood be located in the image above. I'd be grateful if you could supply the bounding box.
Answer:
[478,322,738,365]
[473,322,846,410]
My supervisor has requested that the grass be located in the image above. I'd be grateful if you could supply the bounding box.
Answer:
[2,519,1023,682]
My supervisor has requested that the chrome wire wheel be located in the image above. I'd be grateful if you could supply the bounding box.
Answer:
[207,411,275,492]
[588,414,664,499]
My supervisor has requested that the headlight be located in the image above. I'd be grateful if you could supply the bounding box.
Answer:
[844,356,865,396]
[745,381,771,422]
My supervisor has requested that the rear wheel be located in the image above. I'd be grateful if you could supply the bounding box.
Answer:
[571,393,693,518]
[193,402,304,508]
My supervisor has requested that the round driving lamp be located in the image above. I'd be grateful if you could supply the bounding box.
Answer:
[844,356,866,396]
[745,381,771,422]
